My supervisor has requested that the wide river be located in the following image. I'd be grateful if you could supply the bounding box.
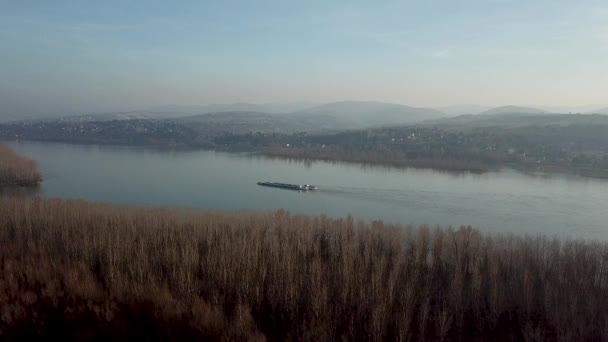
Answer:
[7,141,608,240]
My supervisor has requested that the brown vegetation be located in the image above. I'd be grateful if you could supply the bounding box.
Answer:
[265,146,491,173]
[1,196,607,340]
[0,144,41,187]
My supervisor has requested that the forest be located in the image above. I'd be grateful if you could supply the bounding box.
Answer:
[1,196,607,340]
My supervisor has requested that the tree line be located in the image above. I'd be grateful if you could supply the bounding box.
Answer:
[1,196,607,340]
[218,124,608,173]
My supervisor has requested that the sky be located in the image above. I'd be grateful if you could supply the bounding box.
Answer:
[1,0,607,118]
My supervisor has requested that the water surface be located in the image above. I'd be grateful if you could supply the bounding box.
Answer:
[8,141,608,240]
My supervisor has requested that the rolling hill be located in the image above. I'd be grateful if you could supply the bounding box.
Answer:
[589,107,608,114]
[422,113,608,130]
[289,101,446,128]
[479,106,546,116]
[148,102,316,115]
[0,114,19,123]
[435,104,491,116]
[174,111,338,133]
[59,111,179,122]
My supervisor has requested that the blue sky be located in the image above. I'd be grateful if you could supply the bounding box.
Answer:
[1,0,607,117]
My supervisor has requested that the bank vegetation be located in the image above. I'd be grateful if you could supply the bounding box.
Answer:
[1,196,607,340]
[0,144,41,187]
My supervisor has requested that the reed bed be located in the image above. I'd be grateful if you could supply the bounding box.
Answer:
[0,196,607,340]
[0,144,41,187]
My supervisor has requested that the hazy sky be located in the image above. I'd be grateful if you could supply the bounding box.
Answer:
[1,0,607,117]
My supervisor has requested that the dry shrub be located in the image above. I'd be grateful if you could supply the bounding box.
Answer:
[0,144,41,187]
[0,196,607,340]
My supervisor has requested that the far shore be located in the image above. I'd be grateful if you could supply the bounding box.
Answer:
[6,138,608,180]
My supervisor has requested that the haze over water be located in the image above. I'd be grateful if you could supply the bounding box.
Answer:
[9,141,608,240]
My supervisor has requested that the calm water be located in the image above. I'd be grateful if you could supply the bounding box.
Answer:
[7,141,608,240]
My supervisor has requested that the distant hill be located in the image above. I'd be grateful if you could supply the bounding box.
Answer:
[53,103,318,123]
[435,104,491,116]
[538,105,604,114]
[480,106,546,116]
[289,101,446,128]
[172,101,449,132]
[174,111,338,133]
[0,114,19,123]
[60,111,181,122]
[0,111,41,123]
[177,111,277,123]
[149,103,316,115]
[588,107,608,114]
[423,113,608,130]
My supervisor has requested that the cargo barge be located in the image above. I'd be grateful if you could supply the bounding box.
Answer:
[257,182,318,191]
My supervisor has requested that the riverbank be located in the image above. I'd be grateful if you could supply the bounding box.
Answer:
[4,132,608,179]
[260,148,608,180]
[508,162,608,180]
[0,143,41,187]
[1,196,607,340]
[260,146,492,173]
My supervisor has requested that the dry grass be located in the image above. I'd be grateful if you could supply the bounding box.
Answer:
[1,196,607,340]
[265,146,491,173]
[0,144,41,187]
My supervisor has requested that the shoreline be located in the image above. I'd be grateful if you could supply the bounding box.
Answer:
[6,138,608,180]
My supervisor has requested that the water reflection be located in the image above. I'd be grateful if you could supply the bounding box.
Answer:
[237,152,483,179]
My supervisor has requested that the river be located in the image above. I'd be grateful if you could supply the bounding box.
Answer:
[7,141,608,240]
